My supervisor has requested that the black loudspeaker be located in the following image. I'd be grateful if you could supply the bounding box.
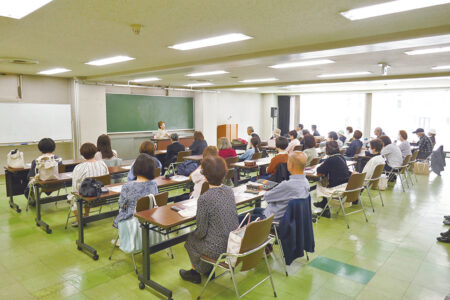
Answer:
[271,107,278,118]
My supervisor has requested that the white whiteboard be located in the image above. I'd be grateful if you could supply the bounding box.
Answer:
[0,103,72,144]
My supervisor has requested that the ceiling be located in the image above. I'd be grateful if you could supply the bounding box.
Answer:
[1,0,450,92]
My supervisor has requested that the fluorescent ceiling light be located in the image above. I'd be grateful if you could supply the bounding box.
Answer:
[239,78,278,83]
[405,46,450,55]
[341,0,450,21]
[130,77,161,83]
[169,33,253,50]
[269,59,335,69]
[86,55,135,66]
[184,82,214,87]
[0,0,52,19]
[38,68,71,75]
[318,71,371,78]
[432,65,450,70]
[231,87,258,91]
[187,70,229,77]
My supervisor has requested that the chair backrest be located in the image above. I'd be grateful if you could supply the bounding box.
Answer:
[136,196,150,212]
[260,141,268,147]
[154,167,161,178]
[224,168,235,186]
[177,150,192,162]
[309,157,320,167]
[410,150,419,162]
[200,182,210,195]
[154,191,169,207]
[58,164,66,173]
[103,158,122,167]
[343,172,366,203]
[236,215,274,272]
[225,156,238,168]
[293,145,303,151]
[369,164,385,187]
[251,152,262,160]
[399,155,411,174]
[91,174,111,186]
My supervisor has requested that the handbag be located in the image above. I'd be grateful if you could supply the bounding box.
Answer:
[7,149,25,169]
[35,155,62,181]
[79,178,104,197]
[377,175,388,191]
[413,162,430,175]
[226,213,260,267]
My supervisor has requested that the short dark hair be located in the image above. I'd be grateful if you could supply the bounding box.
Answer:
[170,133,179,141]
[299,124,304,129]
[133,153,156,180]
[80,143,97,160]
[325,141,340,155]
[194,131,204,141]
[139,141,156,156]
[399,130,408,140]
[370,139,383,153]
[97,134,114,159]
[275,137,289,150]
[353,130,362,140]
[302,129,310,136]
[38,138,56,154]
[288,130,298,138]
[312,125,317,130]
[201,156,227,186]
[328,131,338,141]
[379,135,391,146]
[303,134,316,149]
[158,121,164,129]
[346,126,353,133]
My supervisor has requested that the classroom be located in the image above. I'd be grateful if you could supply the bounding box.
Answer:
[0,1,450,299]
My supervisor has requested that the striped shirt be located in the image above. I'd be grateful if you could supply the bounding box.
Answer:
[71,160,109,194]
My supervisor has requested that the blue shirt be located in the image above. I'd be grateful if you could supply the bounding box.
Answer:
[127,156,162,181]
[239,148,255,161]
[263,174,310,221]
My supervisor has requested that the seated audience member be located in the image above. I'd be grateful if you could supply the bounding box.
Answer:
[312,125,320,137]
[94,134,118,160]
[71,143,109,227]
[286,130,300,154]
[242,152,310,222]
[190,146,219,199]
[296,124,304,139]
[165,133,186,167]
[398,130,412,159]
[379,135,403,171]
[328,131,343,148]
[266,137,289,175]
[218,137,237,159]
[114,154,158,229]
[189,131,208,155]
[429,129,437,147]
[413,128,433,160]
[127,141,162,181]
[268,128,281,147]
[346,126,354,142]
[303,134,318,166]
[180,156,239,284]
[239,136,260,161]
[155,121,170,139]
[247,126,259,143]
[345,130,363,158]
[374,127,385,139]
[338,130,347,144]
[314,141,351,218]
[362,139,386,180]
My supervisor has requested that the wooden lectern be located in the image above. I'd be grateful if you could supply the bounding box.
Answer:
[217,124,238,141]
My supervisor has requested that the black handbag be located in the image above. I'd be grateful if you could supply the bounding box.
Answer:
[79,178,104,197]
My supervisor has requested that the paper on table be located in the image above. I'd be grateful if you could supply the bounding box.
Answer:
[122,165,132,170]
[108,185,123,193]
[172,175,189,182]
[179,208,196,218]
[183,201,197,208]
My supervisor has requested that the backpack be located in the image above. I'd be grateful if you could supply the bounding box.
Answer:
[177,160,200,176]
[7,149,25,169]
[79,178,104,197]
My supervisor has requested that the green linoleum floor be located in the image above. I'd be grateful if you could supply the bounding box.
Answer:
[0,171,449,300]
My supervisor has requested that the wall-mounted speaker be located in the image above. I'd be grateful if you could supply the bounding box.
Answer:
[271,107,278,118]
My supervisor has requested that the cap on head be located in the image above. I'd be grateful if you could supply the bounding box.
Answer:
[429,129,436,135]
[413,128,424,134]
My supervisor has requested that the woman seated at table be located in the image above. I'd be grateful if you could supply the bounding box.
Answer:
[302,134,318,166]
[127,141,162,181]
[380,135,403,171]
[218,137,237,159]
[345,130,363,159]
[362,139,385,180]
[180,156,239,284]
[239,136,260,161]
[398,130,412,159]
[71,143,109,227]
[313,141,351,218]
[190,146,218,199]
[328,131,343,149]
[189,131,208,155]
[285,130,300,154]
[155,121,170,139]
[114,154,158,229]
[94,134,118,161]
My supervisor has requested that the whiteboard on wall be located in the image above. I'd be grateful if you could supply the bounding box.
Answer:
[0,103,72,144]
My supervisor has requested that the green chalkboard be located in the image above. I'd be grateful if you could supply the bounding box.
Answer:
[106,94,194,133]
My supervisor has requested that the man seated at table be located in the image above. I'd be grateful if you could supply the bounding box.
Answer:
[242,151,310,222]
[165,133,185,167]
[413,128,433,160]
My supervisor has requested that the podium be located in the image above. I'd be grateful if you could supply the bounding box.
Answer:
[217,124,238,141]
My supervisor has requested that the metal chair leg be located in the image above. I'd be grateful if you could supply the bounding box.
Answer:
[64,206,73,230]
[228,257,241,299]
[359,195,369,222]
[198,259,223,300]
[272,225,288,276]
[378,188,384,207]
[131,253,138,274]
[263,251,277,298]
[338,196,350,229]
[109,234,119,260]
[365,184,375,212]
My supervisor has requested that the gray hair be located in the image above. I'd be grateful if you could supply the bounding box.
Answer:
[247,126,254,133]
[170,133,179,141]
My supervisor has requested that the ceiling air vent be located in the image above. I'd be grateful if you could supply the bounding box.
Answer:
[0,58,39,65]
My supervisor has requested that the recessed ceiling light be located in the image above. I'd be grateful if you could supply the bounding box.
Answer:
[38,68,71,75]
[231,87,258,91]
[184,82,214,87]
[269,59,335,69]
[130,77,161,83]
[432,65,450,70]
[405,46,450,55]
[86,55,135,66]
[317,71,371,78]
[187,70,229,77]
[239,78,279,83]
[169,33,253,51]
[0,0,52,19]
[341,0,450,21]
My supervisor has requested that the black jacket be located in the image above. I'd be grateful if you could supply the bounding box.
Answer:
[189,140,207,155]
[166,142,185,166]
[317,154,351,187]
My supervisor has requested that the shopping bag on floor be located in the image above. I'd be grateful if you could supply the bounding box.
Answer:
[118,217,142,254]
[413,162,430,175]
[378,175,388,191]
[227,213,260,267]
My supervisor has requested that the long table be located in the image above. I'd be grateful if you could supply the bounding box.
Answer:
[183,149,245,163]
[73,175,191,260]
[134,185,265,298]
[231,157,272,185]
[152,137,195,151]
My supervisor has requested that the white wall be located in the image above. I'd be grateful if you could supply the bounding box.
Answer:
[261,94,278,139]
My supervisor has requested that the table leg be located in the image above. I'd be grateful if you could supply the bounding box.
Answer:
[34,185,52,234]
[5,170,21,213]
[76,198,99,260]
[233,167,239,187]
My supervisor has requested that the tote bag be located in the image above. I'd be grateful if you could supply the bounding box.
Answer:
[35,155,61,181]
[227,213,260,267]
[7,149,25,169]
